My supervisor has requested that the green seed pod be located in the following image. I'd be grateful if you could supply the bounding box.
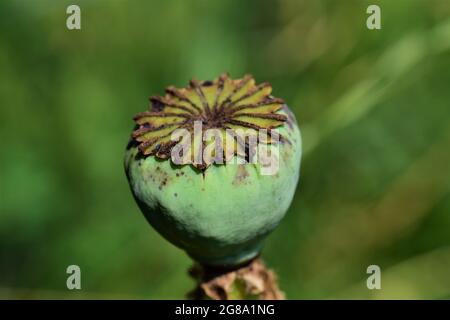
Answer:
[124,74,301,267]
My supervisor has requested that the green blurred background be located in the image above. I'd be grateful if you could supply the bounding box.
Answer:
[1,0,450,299]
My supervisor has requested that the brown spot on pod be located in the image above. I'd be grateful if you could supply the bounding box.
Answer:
[233,165,250,186]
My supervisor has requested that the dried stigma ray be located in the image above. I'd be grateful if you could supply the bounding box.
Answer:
[132,74,288,170]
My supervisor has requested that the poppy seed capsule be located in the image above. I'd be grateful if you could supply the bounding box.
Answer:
[124,74,301,267]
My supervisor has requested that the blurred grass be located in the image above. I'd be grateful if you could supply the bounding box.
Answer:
[0,0,449,299]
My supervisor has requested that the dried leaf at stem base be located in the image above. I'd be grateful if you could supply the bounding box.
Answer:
[188,258,285,300]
